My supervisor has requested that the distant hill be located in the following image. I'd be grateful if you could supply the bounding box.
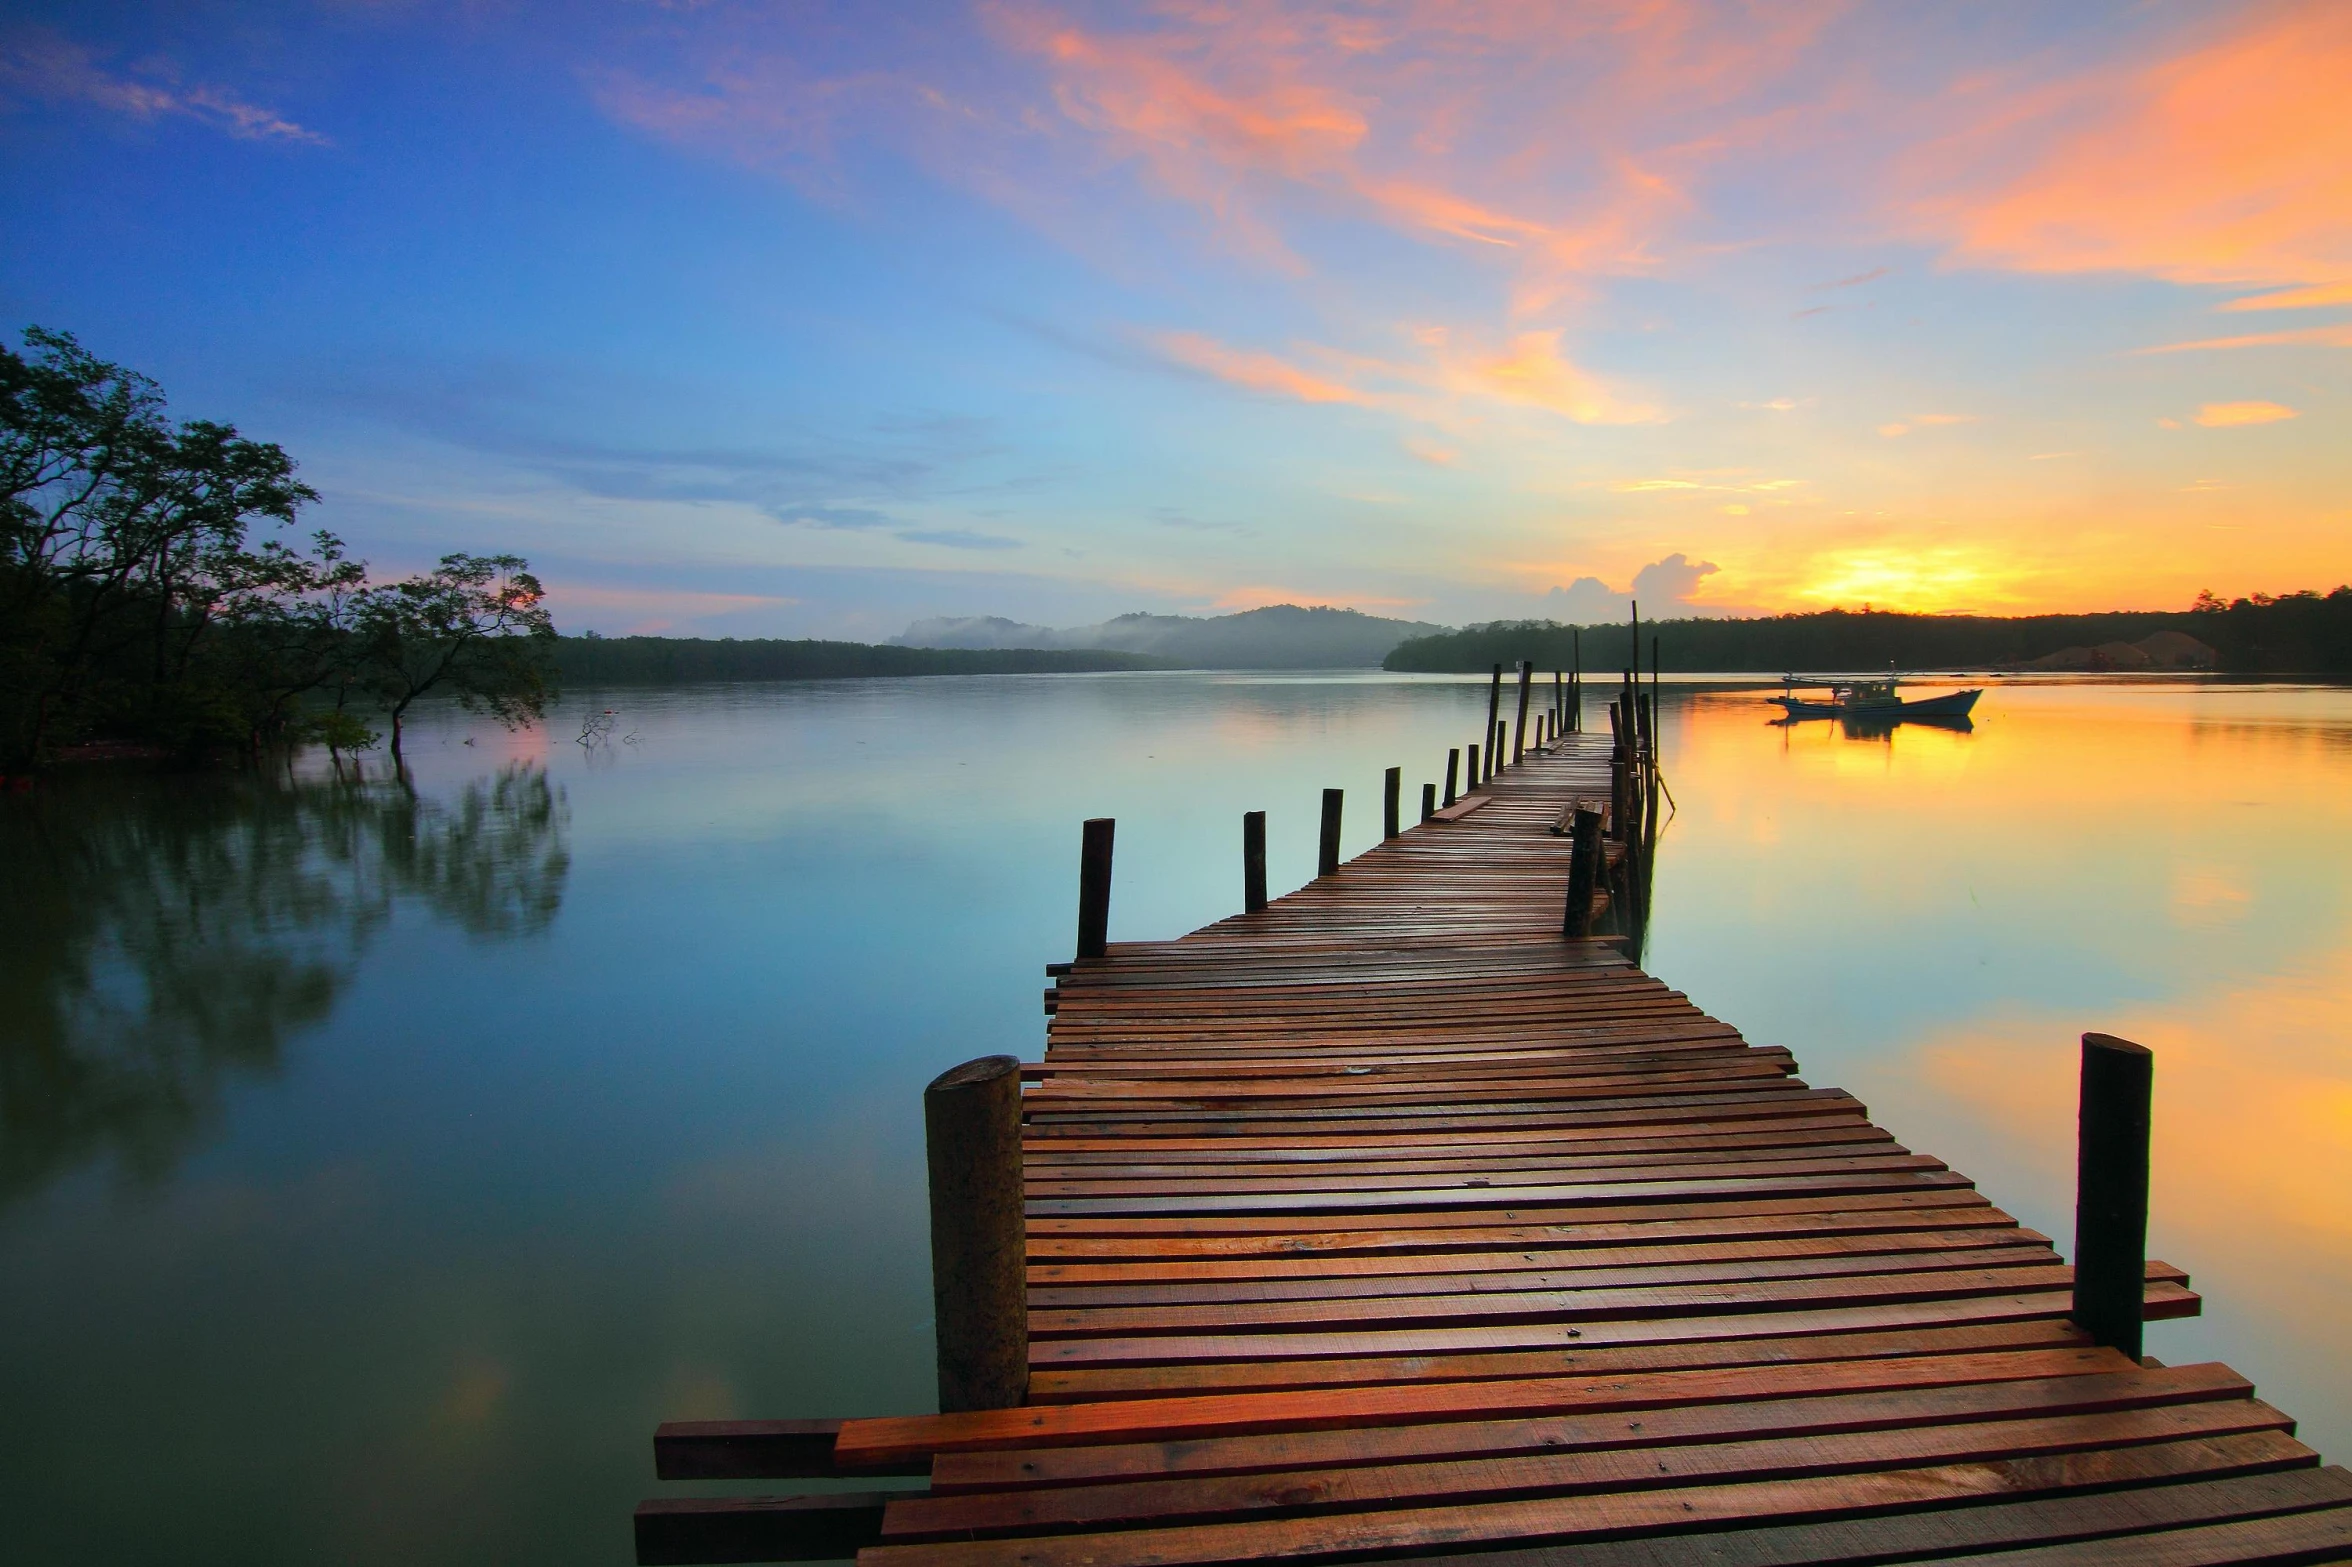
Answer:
[894,604,1446,668]
[555,637,1169,684]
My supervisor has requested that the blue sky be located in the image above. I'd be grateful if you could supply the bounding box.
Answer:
[3,1,2346,636]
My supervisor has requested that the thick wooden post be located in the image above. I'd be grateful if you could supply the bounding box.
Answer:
[1484,666,1503,778]
[1076,817,1114,961]
[1443,748,1460,806]
[1383,766,1401,838]
[1561,806,1603,937]
[1420,781,1436,823]
[1318,788,1343,877]
[1466,742,1480,791]
[924,1055,1027,1412]
[1242,810,1267,913]
[2072,1032,2153,1361]
[1495,719,1508,773]
[1513,661,1533,764]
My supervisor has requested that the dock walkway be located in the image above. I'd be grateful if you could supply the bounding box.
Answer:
[650,733,2352,1566]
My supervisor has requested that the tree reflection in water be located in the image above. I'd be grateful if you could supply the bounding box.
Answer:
[0,765,569,1204]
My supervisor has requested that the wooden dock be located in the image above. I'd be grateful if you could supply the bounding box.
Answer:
[641,730,2352,1566]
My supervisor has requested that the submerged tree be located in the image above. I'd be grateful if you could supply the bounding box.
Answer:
[355,553,556,761]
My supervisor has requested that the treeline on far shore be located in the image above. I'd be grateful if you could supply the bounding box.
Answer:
[556,635,1171,683]
[1383,591,2352,676]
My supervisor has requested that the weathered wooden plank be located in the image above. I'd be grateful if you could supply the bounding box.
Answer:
[858,1432,2318,1567]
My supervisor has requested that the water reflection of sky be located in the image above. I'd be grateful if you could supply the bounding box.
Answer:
[1643,677,2352,1467]
[1,673,2346,1563]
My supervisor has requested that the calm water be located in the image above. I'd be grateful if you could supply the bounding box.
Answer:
[3,672,2348,1563]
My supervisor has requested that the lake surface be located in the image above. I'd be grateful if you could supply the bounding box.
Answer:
[4,671,2348,1564]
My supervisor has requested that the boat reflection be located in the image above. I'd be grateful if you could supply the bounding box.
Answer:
[1771,710,1976,739]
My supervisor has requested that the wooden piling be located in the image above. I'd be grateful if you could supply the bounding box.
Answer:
[2073,1032,2154,1361]
[1466,742,1480,791]
[923,1055,1027,1412]
[1513,661,1533,764]
[1317,788,1343,877]
[1383,766,1401,839]
[1420,781,1435,823]
[1495,719,1508,773]
[1075,818,1114,962]
[1443,748,1459,806]
[1241,810,1267,914]
[1561,804,1603,938]
[1484,665,1503,779]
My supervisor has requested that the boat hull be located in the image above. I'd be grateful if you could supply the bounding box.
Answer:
[1773,688,1982,720]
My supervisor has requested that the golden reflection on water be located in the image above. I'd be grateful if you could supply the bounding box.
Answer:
[1652,677,2352,1459]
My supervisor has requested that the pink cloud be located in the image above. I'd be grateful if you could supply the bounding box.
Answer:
[1927,1,2352,289]
[0,28,327,145]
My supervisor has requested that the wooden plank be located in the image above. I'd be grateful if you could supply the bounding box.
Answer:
[1025,1319,2100,1402]
[884,1374,2276,1534]
[926,1360,2234,1488]
[1391,1466,2352,1567]
[858,1432,2319,1567]
[835,1347,2146,1469]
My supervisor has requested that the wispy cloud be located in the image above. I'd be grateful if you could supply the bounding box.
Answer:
[0,27,327,145]
[2193,401,2298,428]
[2136,325,2352,353]
[1149,326,1659,426]
[1153,331,1371,406]
[2218,282,2352,312]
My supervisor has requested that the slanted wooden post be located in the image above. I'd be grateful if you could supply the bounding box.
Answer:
[1383,767,1401,838]
[1420,782,1436,823]
[924,1056,1028,1412]
[1318,788,1343,877]
[1561,806,1603,938]
[1242,810,1267,913]
[2073,1033,2153,1361]
[1443,748,1460,805]
[1076,817,1114,961]
[1570,631,1582,732]
[1513,661,1533,764]
[1484,666,1503,778]
[1606,702,1627,841]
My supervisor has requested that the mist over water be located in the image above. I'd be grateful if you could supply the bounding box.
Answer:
[3,672,2347,1564]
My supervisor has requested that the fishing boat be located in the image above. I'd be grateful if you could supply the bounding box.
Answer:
[1772,675,1981,720]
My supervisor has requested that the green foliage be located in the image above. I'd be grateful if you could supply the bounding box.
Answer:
[554,636,1171,683]
[1386,598,2352,677]
[354,552,555,758]
[0,327,556,768]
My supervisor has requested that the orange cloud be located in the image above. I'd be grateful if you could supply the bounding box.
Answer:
[1937,1,2352,288]
[2137,325,2352,353]
[2194,401,2299,428]
[2219,281,2352,312]
[1451,331,1660,424]
[1151,326,1656,426]
[1152,331,1371,405]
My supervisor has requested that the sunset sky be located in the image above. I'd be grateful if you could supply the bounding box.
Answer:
[3,1,2346,636]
